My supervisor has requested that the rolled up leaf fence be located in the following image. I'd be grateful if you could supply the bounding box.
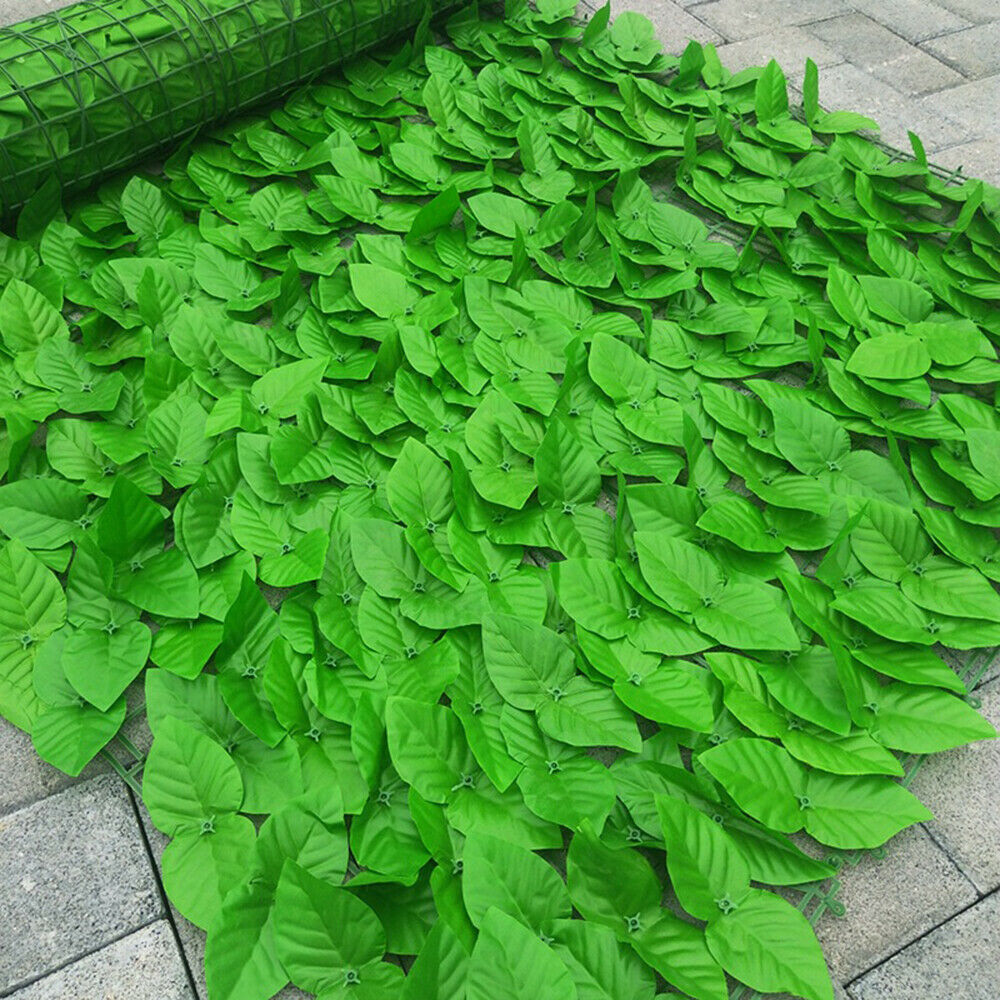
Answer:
[0,0,455,215]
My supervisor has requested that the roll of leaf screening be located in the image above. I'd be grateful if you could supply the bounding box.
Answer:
[0,0,454,216]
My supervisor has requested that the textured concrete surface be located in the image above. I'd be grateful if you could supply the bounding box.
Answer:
[0,0,75,25]
[808,13,964,95]
[0,775,162,993]
[6,922,194,1000]
[848,891,1000,1000]
[0,723,76,817]
[923,21,1000,79]
[910,680,1000,895]
[814,826,979,983]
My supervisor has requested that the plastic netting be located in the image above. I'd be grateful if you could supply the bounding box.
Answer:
[0,0,457,215]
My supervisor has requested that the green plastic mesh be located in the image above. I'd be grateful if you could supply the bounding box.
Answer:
[0,0,456,215]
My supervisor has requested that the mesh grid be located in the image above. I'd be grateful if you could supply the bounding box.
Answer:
[0,0,457,216]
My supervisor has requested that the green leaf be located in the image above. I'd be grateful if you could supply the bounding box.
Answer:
[755,61,789,123]
[385,695,476,803]
[350,263,421,318]
[698,739,805,833]
[768,397,850,475]
[655,795,750,920]
[846,334,931,379]
[536,418,602,506]
[142,717,243,836]
[566,823,661,933]
[274,860,387,995]
[466,906,577,1000]
[205,880,288,1000]
[551,919,656,1000]
[162,812,256,929]
[62,621,151,711]
[461,831,570,930]
[482,613,575,710]
[387,438,454,526]
[0,278,68,353]
[0,539,66,641]
[120,177,183,241]
[706,890,833,1000]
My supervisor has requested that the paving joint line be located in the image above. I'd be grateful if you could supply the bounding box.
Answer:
[918,820,984,896]
[123,786,203,1000]
[844,885,1000,987]
[0,916,161,998]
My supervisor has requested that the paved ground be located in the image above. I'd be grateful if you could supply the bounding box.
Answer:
[1,1,999,998]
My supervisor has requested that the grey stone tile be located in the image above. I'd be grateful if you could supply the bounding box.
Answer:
[909,679,1000,894]
[848,890,1000,1000]
[0,775,162,993]
[694,0,853,40]
[809,13,964,95]
[812,62,968,152]
[848,0,971,43]
[6,922,193,1000]
[716,26,844,76]
[814,826,978,983]
[0,0,76,26]
[608,0,723,52]
[933,0,1000,23]
[923,21,1000,79]
[0,721,75,817]
[920,73,1000,140]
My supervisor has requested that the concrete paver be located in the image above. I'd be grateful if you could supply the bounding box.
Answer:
[0,776,162,993]
[0,722,76,817]
[848,891,1000,999]
[813,826,978,983]
[933,0,1000,20]
[0,0,75,23]
[920,73,1000,140]
[848,0,971,42]
[694,0,854,40]
[923,21,1000,78]
[808,13,964,95]
[809,61,968,151]
[716,26,845,76]
[909,680,1000,895]
[5,922,194,1000]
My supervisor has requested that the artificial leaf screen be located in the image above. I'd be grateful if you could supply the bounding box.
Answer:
[0,0,459,215]
[0,2,998,999]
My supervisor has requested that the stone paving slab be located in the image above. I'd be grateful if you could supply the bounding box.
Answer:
[693,0,854,40]
[909,679,1000,895]
[0,775,162,993]
[923,21,1000,78]
[0,722,76,817]
[847,890,1000,999]
[715,25,845,76]
[805,61,968,151]
[813,826,978,983]
[0,0,68,22]
[4,922,194,1000]
[933,0,1000,21]
[808,12,964,95]
[920,73,1000,140]
[847,0,971,42]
